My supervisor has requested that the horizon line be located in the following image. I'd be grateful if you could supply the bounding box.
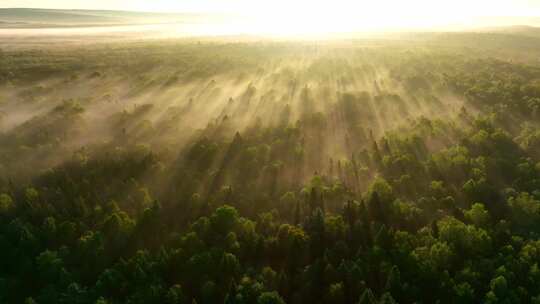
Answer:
[1,7,540,18]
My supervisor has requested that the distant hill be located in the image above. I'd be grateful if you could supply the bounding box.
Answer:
[0,8,128,25]
[0,8,229,28]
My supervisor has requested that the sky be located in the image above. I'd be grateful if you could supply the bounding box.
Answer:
[1,0,540,15]
[2,0,540,32]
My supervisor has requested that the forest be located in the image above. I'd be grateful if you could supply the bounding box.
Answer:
[2,29,540,303]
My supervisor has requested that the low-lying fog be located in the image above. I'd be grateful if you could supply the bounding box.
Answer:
[0,33,475,191]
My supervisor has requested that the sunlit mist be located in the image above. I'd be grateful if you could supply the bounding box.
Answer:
[3,1,540,303]
[2,0,540,34]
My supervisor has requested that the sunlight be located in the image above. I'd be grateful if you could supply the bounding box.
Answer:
[131,0,540,34]
[4,1,540,303]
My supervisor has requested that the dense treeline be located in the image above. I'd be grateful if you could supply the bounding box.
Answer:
[2,37,540,303]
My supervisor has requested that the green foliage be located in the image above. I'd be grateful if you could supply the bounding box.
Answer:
[258,292,285,304]
[0,193,13,214]
[2,35,540,304]
[437,217,491,256]
[508,192,540,233]
[465,203,491,227]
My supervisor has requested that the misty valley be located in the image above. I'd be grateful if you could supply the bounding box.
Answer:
[2,17,540,304]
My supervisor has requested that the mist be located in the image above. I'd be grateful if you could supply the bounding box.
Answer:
[3,6,540,304]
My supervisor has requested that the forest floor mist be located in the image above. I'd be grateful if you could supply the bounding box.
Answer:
[2,22,540,303]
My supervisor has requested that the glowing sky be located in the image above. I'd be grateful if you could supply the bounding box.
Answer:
[2,0,539,15]
[2,0,540,32]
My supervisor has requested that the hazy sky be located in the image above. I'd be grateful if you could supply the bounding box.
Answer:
[2,0,540,15]
[2,0,540,32]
